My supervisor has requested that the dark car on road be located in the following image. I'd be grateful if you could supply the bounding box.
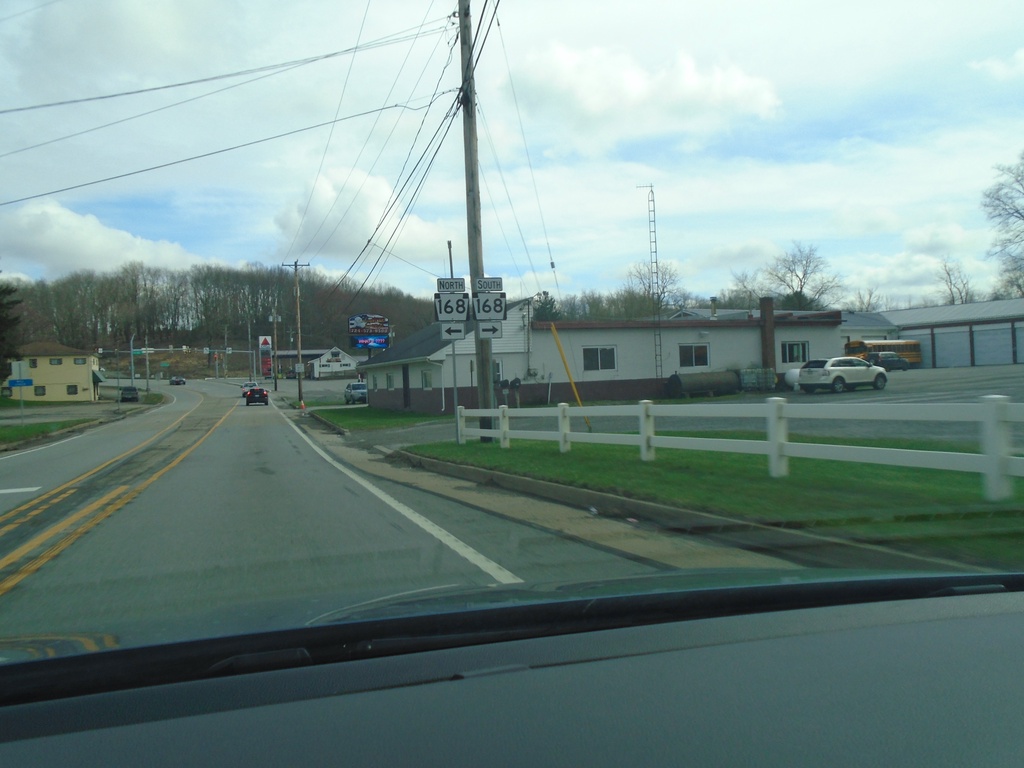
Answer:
[245,386,269,406]
[169,376,186,385]
[868,351,911,371]
[119,386,140,402]
[344,382,367,404]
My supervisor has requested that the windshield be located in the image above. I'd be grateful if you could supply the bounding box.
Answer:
[2,1,1024,695]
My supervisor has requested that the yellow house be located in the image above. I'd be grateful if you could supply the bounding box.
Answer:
[3,342,104,403]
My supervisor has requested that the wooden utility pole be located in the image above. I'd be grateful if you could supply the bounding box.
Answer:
[458,0,494,415]
[284,260,309,406]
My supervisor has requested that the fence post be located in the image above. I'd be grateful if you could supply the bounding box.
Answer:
[558,402,571,453]
[638,400,655,461]
[980,395,1012,501]
[498,405,510,448]
[766,397,789,478]
[457,405,466,445]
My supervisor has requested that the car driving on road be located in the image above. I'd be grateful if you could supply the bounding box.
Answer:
[119,386,140,402]
[244,386,269,406]
[798,357,887,393]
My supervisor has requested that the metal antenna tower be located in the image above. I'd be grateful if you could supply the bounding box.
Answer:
[638,184,663,380]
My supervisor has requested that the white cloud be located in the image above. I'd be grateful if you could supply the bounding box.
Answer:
[512,44,779,156]
[970,49,1024,81]
[0,200,208,280]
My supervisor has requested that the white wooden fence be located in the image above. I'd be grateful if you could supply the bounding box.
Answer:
[456,395,1024,502]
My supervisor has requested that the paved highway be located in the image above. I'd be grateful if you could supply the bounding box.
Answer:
[0,378,782,654]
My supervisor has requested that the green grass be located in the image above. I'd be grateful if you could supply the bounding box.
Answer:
[311,407,446,431]
[0,396,71,409]
[404,432,1024,569]
[0,420,93,445]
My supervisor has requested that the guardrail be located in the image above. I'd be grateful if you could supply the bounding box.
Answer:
[457,396,1024,502]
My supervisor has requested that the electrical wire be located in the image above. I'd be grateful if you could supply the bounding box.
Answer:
[0,19,453,114]
[0,98,449,207]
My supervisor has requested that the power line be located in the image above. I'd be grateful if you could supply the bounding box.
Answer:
[0,19,453,115]
[0,97,453,207]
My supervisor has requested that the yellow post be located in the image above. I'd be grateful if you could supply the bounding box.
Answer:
[549,323,591,430]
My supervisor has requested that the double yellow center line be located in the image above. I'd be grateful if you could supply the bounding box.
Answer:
[0,401,236,599]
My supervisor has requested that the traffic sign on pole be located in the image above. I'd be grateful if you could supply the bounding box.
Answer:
[476,323,502,339]
[441,323,466,339]
[433,292,471,322]
[472,292,506,321]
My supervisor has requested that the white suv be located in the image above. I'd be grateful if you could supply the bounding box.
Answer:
[798,357,887,393]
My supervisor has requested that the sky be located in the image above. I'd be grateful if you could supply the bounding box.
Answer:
[2,0,1024,309]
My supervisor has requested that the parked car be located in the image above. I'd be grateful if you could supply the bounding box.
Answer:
[169,376,186,385]
[344,382,367,404]
[119,386,140,402]
[798,357,887,393]
[867,351,910,371]
[244,386,269,406]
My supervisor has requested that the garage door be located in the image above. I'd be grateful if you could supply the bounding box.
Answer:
[933,329,971,368]
[974,325,1014,366]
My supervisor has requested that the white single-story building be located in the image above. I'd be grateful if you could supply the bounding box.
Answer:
[360,298,845,413]
[308,346,361,379]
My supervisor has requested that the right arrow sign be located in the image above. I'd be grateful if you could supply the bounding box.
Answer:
[476,323,503,339]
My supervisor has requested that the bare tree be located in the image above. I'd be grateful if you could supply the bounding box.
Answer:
[847,286,883,312]
[624,261,684,312]
[982,148,1024,295]
[936,257,975,304]
[729,242,842,310]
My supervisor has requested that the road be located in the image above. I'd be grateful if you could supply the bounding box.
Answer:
[0,378,788,655]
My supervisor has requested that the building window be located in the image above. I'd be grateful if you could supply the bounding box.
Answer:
[386,373,395,390]
[74,357,87,365]
[582,346,616,371]
[781,341,809,364]
[29,359,37,368]
[679,344,710,367]
[371,375,378,391]
[421,370,433,390]
[66,385,79,396]
[49,358,63,365]
[34,386,46,396]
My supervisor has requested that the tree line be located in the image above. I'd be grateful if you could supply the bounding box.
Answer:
[4,146,1024,359]
[4,262,435,355]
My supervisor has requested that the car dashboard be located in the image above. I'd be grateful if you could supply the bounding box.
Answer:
[0,587,1022,766]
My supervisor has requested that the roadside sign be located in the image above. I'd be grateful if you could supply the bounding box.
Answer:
[433,292,471,322]
[7,379,32,387]
[476,323,503,339]
[472,292,506,321]
[441,323,466,339]
[437,277,466,293]
[226,347,232,354]
[259,335,272,350]
[473,277,503,292]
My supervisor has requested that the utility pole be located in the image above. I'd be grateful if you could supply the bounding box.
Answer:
[270,307,281,392]
[284,260,309,406]
[458,0,494,421]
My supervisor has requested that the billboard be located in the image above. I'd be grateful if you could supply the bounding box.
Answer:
[348,313,389,336]
[351,335,390,349]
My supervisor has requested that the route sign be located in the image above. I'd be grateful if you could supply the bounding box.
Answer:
[476,323,503,339]
[437,277,466,293]
[472,292,506,321]
[473,277,503,292]
[441,323,466,339]
[7,379,32,387]
[433,292,471,322]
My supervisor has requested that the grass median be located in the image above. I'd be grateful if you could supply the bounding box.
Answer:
[0,419,94,445]
[404,431,1024,569]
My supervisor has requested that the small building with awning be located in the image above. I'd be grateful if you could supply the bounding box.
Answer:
[3,342,104,402]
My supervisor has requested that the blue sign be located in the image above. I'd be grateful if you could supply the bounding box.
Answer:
[7,379,32,387]
[351,335,389,350]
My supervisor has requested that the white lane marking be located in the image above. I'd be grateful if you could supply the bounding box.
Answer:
[0,433,84,459]
[282,413,522,585]
[0,487,41,494]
